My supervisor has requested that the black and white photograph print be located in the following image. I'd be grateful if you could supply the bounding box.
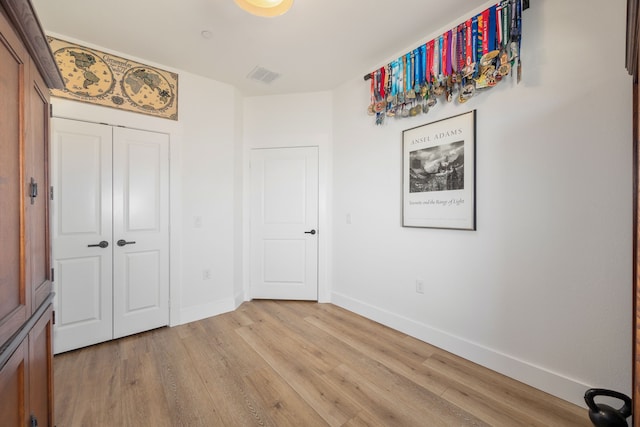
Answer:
[402,110,476,230]
[409,141,465,193]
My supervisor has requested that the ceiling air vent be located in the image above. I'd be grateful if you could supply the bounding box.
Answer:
[246,66,281,85]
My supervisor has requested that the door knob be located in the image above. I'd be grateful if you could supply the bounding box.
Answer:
[117,239,136,247]
[87,240,109,248]
[304,229,316,235]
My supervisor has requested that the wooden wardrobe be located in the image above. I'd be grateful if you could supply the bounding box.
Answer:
[0,0,63,425]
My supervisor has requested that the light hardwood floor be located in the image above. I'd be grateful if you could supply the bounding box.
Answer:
[54,300,591,426]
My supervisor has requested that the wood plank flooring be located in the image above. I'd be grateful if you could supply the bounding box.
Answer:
[53,300,591,426]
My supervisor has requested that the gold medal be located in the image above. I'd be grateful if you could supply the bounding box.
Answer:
[480,50,500,68]
[367,104,375,115]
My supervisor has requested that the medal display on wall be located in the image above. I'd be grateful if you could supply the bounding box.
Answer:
[365,0,523,125]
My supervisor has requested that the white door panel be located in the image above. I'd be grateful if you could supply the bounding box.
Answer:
[112,127,169,338]
[55,256,111,351]
[251,147,318,300]
[51,118,113,354]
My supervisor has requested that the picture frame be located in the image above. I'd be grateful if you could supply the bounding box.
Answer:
[402,110,476,230]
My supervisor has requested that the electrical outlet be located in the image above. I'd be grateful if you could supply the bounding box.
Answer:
[203,269,212,280]
[416,280,424,294]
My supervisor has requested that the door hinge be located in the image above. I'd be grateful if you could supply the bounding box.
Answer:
[52,311,56,325]
[49,104,53,118]
[51,268,54,281]
[50,186,54,201]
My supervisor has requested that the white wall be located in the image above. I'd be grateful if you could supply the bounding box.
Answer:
[330,0,632,407]
[48,34,242,326]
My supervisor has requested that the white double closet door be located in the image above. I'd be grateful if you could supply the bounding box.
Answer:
[51,118,169,354]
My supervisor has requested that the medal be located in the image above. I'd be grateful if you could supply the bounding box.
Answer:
[480,50,499,68]
[461,82,475,99]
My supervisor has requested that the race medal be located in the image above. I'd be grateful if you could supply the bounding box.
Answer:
[474,74,488,90]
[426,95,437,108]
[461,83,475,100]
[480,50,500,68]
[374,100,386,113]
[401,104,410,118]
[407,89,416,99]
[498,49,511,76]
[486,74,497,87]
[462,63,475,78]
[367,104,375,115]
[433,85,445,96]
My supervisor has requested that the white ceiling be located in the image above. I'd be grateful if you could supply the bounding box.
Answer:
[32,0,488,96]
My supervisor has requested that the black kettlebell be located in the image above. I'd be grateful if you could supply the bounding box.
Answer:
[584,388,632,427]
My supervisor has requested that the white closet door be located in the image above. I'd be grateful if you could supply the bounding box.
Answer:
[112,127,169,338]
[51,118,113,354]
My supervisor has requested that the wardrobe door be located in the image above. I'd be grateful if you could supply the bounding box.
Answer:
[28,305,54,427]
[0,5,29,348]
[0,340,28,426]
[25,58,52,311]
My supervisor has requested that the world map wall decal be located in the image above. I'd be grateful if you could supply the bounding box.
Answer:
[47,37,179,121]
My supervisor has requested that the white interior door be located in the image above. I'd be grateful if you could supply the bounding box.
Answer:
[112,127,169,338]
[51,118,113,354]
[51,119,169,353]
[250,147,319,300]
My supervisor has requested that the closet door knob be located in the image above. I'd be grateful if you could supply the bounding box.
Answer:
[117,239,136,247]
[304,229,316,235]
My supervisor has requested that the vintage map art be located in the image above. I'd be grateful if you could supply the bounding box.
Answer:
[48,37,178,120]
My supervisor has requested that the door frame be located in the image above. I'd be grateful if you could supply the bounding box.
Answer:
[249,146,319,301]
[243,136,331,303]
[51,109,180,327]
[629,0,640,422]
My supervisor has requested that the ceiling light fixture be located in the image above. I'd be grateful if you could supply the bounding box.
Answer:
[234,0,293,17]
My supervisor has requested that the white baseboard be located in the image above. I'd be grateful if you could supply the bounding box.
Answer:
[179,298,237,325]
[331,291,591,408]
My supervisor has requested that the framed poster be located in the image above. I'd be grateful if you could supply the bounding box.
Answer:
[47,37,178,120]
[402,110,476,230]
